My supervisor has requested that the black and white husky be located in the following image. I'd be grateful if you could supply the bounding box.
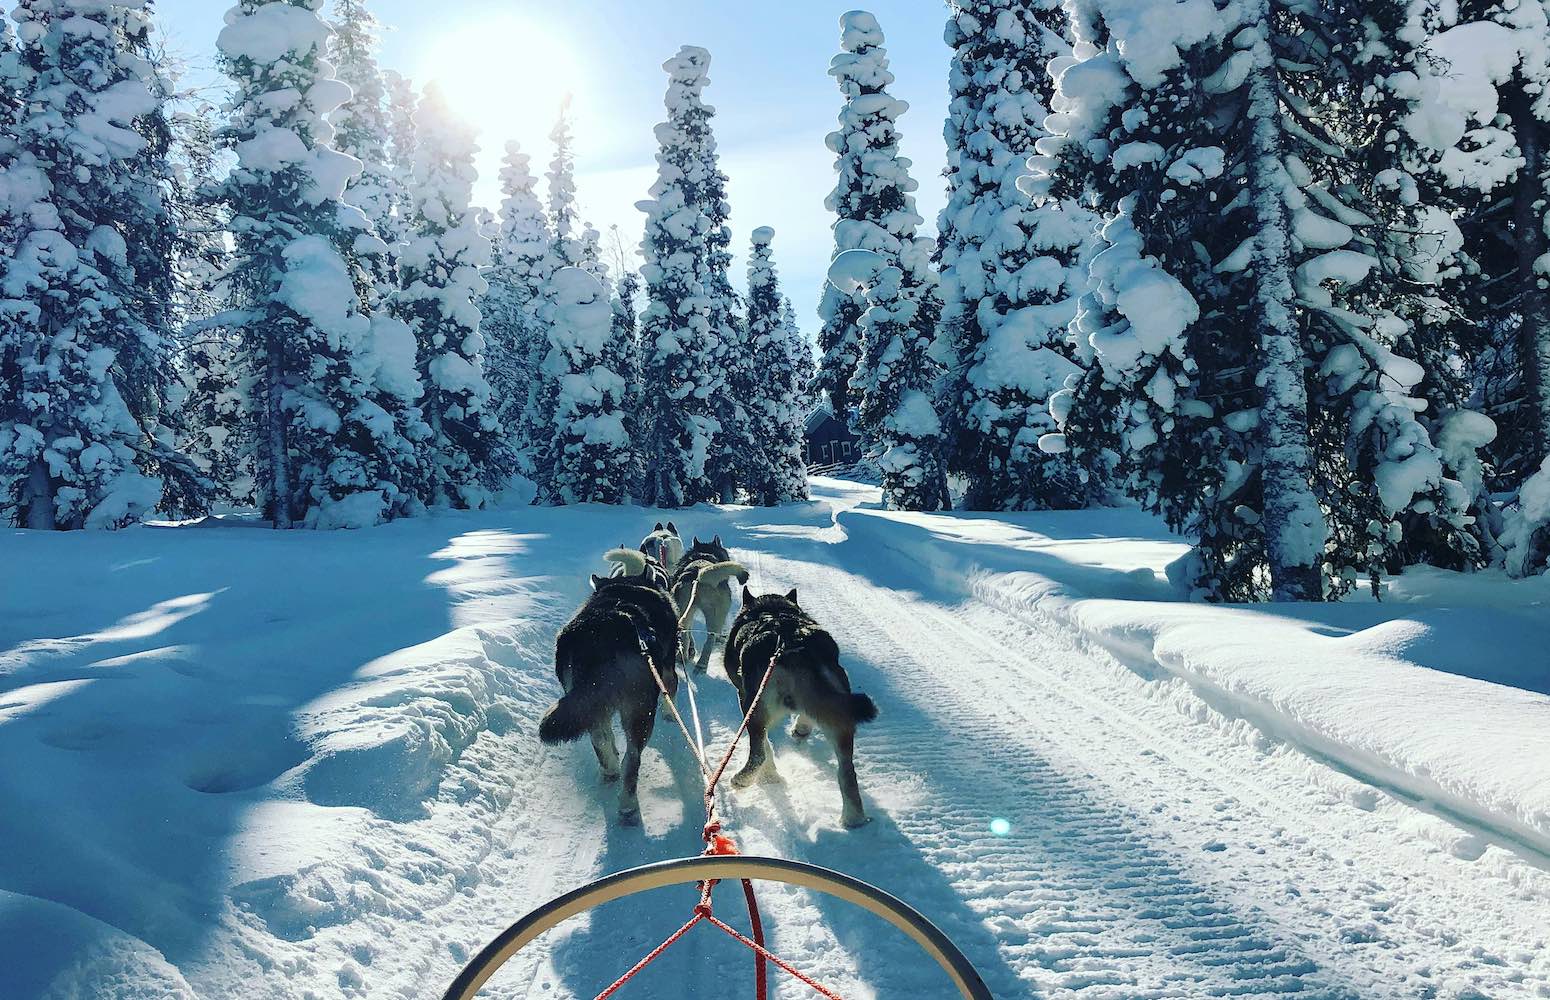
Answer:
[724,588,878,828]
[668,535,749,673]
[538,572,681,823]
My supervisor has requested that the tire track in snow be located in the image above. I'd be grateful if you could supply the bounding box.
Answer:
[735,545,1548,999]
[720,551,1356,999]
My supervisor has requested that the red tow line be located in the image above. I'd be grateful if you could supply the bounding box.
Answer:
[597,650,843,999]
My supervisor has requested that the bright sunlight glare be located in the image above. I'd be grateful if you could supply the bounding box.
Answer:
[417,15,585,149]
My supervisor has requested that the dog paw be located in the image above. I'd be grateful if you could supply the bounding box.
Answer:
[790,724,812,740]
[842,812,872,830]
[730,769,759,789]
[617,806,642,826]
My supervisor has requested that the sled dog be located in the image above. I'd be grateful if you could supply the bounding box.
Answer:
[639,521,685,572]
[538,572,680,822]
[605,546,670,591]
[668,535,749,673]
[724,588,878,828]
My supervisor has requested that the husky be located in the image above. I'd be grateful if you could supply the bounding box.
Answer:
[668,535,749,673]
[639,522,685,572]
[605,546,670,591]
[538,572,681,823]
[723,588,878,828]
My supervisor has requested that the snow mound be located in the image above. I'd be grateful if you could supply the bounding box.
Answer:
[835,503,1550,860]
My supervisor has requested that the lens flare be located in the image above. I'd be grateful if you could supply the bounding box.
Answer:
[989,817,1012,837]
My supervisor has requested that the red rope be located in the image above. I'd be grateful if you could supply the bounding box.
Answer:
[596,648,836,999]
[593,913,704,1000]
[703,912,846,1000]
[706,656,780,798]
[742,878,770,999]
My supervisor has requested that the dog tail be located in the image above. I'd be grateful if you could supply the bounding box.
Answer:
[605,547,647,577]
[697,560,750,590]
[802,634,877,726]
[538,691,596,744]
[675,561,750,628]
[539,637,605,745]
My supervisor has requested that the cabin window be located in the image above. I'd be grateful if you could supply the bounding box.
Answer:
[842,441,851,458]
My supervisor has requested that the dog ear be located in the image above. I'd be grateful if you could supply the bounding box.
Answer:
[654,521,664,531]
[713,534,722,546]
[786,588,798,605]
[742,585,753,605]
[590,574,604,590]
[692,536,701,546]
[667,521,677,535]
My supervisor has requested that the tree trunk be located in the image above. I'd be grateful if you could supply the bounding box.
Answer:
[1507,85,1550,473]
[265,340,292,529]
[1244,12,1325,601]
[21,457,55,530]
[428,406,449,507]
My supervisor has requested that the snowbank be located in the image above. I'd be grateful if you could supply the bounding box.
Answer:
[0,504,657,996]
[831,493,1550,860]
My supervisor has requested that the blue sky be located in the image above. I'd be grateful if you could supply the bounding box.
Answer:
[149,0,954,335]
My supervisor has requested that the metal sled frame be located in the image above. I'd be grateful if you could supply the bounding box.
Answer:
[442,853,994,999]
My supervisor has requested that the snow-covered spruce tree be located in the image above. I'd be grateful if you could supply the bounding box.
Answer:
[215,0,422,529]
[0,0,179,529]
[541,267,634,504]
[380,68,418,247]
[783,297,819,416]
[580,220,610,288]
[816,11,921,426]
[546,100,584,271]
[481,141,551,467]
[1412,0,1550,572]
[830,247,951,511]
[517,102,593,497]
[1040,0,1474,599]
[697,96,756,503]
[1433,0,1550,485]
[938,0,1098,512]
[396,82,498,509]
[745,228,809,504]
[0,18,17,127]
[612,268,647,497]
[328,0,398,253]
[169,102,253,508]
[635,46,728,508]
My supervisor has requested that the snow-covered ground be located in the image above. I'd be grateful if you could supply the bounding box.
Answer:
[3,478,1547,998]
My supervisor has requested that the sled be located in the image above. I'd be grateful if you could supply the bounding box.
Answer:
[441,854,993,999]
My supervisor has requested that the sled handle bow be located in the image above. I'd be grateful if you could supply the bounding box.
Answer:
[441,854,994,999]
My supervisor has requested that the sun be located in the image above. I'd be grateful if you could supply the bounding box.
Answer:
[417,14,584,151]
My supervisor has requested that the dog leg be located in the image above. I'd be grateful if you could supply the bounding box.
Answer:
[693,596,727,675]
[590,722,620,782]
[617,703,656,825]
[832,727,870,828]
[731,707,780,788]
[790,714,815,740]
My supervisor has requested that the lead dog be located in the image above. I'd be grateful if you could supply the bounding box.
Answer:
[668,535,748,673]
[723,588,878,828]
[639,522,685,572]
[538,572,680,823]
